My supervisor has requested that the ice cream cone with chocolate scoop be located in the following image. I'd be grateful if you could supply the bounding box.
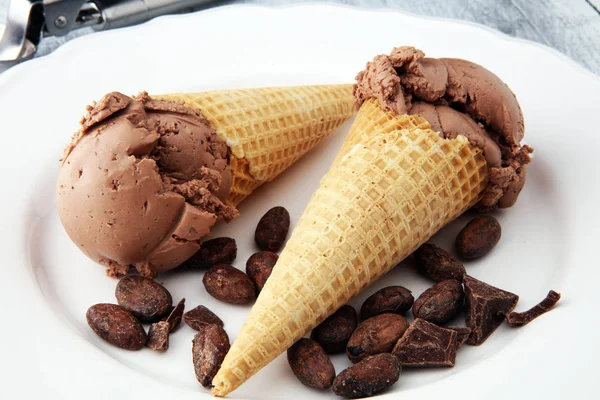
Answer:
[211,47,532,397]
[57,85,354,278]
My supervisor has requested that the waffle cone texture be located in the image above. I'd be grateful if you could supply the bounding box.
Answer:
[160,85,355,206]
[211,98,490,396]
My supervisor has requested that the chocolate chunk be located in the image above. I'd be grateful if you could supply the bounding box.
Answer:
[414,243,466,282]
[255,206,290,252]
[412,280,464,324]
[164,298,185,332]
[287,338,335,389]
[447,326,471,348]
[360,286,414,319]
[147,321,170,351]
[183,305,224,330]
[203,264,257,304]
[115,275,173,322]
[246,251,278,293]
[507,290,561,327]
[179,237,237,270]
[86,304,147,350]
[455,216,501,259]
[346,313,409,363]
[392,318,458,367]
[333,353,401,399]
[311,305,358,354]
[192,325,230,388]
[464,275,519,345]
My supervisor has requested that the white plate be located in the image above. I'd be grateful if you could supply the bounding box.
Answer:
[1,4,598,399]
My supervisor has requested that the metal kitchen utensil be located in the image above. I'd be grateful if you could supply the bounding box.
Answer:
[0,0,217,72]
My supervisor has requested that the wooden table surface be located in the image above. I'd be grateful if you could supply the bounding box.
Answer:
[1,0,599,74]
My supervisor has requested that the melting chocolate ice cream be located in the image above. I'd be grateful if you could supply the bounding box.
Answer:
[354,47,532,209]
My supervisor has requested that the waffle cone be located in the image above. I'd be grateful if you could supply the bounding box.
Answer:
[160,85,354,206]
[210,98,489,396]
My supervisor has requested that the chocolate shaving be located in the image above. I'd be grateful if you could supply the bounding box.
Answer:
[506,290,561,327]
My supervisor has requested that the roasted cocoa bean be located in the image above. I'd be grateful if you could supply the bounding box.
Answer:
[360,286,414,319]
[115,275,173,322]
[202,264,256,304]
[287,338,335,389]
[332,353,401,399]
[163,298,185,332]
[183,305,224,330]
[412,280,464,324]
[254,206,290,251]
[246,251,278,292]
[346,313,409,363]
[147,321,170,351]
[455,216,501,259]
[311,305,358,354]
[192,325,230,388]
[414,243,466,282]
[86,304,147,350]
[180,237,237,270]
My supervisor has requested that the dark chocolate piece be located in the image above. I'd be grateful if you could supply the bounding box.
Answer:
[392,318,458,367]
[464,275,519,345]
[446,326,471,348]
[507,290,561,327]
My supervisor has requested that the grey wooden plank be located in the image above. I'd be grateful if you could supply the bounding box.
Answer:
[1,0,599,74]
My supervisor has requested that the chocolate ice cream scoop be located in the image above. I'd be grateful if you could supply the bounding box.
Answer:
[354,47,532,209]
[57,85,356,277]
[57,92,237,278]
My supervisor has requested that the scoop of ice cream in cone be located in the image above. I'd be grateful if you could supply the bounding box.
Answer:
[56,85,354,278]
[350,46,532,209]
[210,48,532,396]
